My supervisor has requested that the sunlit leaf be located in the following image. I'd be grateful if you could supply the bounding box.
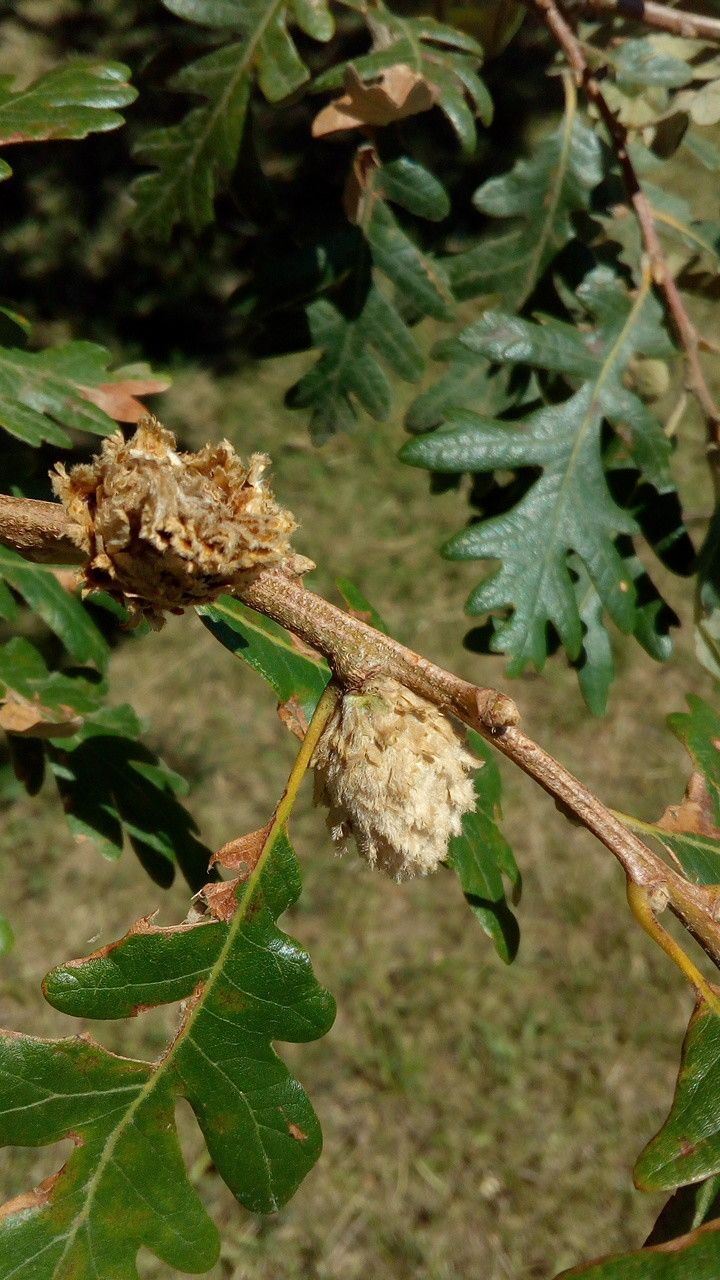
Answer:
[635,1000,720,1191]
[0,815,335,1277]
[199,595,331,721]
[0,549,108,670]
[401,268,677,679]
[0,340,167,447]
[0,61,135,180]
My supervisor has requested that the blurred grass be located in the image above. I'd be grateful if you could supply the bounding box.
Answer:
[0,343,718,1280]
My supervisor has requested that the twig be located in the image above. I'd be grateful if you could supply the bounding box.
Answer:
[0,495,84,565]
[527,0,720,461]
[575,0,720,41]
[2,491,720,969]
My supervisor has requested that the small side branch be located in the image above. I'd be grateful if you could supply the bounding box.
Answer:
[0,494,85,564]
[527,0,720,459]
[576,0,720,42]
[2,490,720,968]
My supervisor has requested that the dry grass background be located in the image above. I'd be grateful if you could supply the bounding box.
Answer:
[0,349,717,1280]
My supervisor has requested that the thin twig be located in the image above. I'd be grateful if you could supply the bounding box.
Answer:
[575,0,720,41]
[0,495,84,564]
[2,491,720,968]
[527,0,720,461]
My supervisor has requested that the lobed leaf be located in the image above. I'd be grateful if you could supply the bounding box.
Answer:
[367,200,453,321]
[312,7,491,152]
[405,347,531,433]
[0,61,135,180]
[0,340,167,447]
[0,815,335,1277]
[572,533,677,717]
[400,267,678,681]
[133,1,334,238]
[287,286,425,441]
[0,638,211,888]
[446,103,603,309]
[283,160,450,437]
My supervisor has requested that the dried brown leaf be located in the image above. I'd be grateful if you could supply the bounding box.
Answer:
[201,879,241,923]
[78,378,171,424]
[0,691,82,738]
[210,825,271,874]
[343,142,380,225]
[202,826,272,923]
[278,695,309,741]
[312,64,438,138]
[658,771,720,838]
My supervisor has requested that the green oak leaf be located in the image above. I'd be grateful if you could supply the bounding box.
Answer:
[0,550,108,671]
[0,340,166,447]
[400,267,677,677]
[635,1000,720,1193]
[0,792,335,1277]
[287,196,449,437]
[286,287,425,441]
[312,8,491,153]
[378,157,451,222]
[446,100,603,308]
[133,0,334,238]
[199,595,331,723]
[0,61,135,180]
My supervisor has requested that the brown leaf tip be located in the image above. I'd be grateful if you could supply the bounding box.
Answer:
[312,676,478,881]
[51,417,297,626]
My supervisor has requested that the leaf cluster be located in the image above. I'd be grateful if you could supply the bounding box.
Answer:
[3,6,720,1278]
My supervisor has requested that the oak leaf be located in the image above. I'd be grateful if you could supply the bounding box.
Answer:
[658,771,720,842]
[312,64,438,138]
[78,376,171,423]
[0,690,82,738]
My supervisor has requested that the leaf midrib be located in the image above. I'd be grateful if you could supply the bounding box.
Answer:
[516,76,577,309]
